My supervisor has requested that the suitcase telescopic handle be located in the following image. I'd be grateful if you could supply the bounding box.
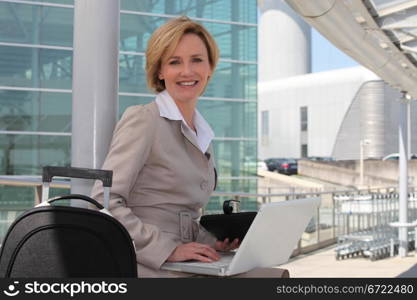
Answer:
[42,166,112,187]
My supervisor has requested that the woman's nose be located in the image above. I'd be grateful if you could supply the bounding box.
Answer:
[180,62,193,75]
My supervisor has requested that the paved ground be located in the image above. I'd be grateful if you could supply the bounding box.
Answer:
[278,245,417,278]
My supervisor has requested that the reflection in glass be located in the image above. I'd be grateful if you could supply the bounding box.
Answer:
[0,3,74,46]
[119,55,256,100]
[212,139,257,182]
[120,14,256,62]
[197,100,256,138]
[0,135,70,175]
[0,46,72,89]
[121,0,257,24]
[0,90,71,132]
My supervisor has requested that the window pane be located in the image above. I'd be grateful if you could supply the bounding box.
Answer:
[0,2,73,47]
[120,14,256,62]
[0,186,34,210]
[121,0,257,24]
[21,0,74,4]
[119,54,148,94]
[301,144,308,158]
[119,95,256,138]
[118,95,153,118]
[197,101,256,138]
[119,56,256,100]
[300,106,308,131]
[0,90,71,132]
[206,62,256,99]
[0,135,71,175]
[207,178,258,212]
[0,46,72,89]
[212,139,257,178]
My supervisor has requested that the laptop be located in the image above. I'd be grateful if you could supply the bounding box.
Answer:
[161,197,321,276]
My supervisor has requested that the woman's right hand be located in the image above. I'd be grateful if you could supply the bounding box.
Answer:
[166,242,220,263]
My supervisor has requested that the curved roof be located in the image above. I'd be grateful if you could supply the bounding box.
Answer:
[285,0,417,98]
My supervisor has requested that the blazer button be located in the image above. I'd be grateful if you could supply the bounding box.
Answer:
[200,180,208,191]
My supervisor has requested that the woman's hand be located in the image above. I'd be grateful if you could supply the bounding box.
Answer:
[214,238,240,252]
[167,242,220,262]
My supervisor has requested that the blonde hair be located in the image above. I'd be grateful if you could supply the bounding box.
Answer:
[145,16,219,93]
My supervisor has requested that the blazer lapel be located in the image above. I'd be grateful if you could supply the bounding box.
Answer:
[180,123,201,152]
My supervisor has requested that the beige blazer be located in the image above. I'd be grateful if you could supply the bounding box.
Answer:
[91,101,217,277]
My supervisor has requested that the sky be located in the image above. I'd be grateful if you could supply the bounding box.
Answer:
[311,28,359,73]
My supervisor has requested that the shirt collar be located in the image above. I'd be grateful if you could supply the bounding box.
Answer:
[155,90,215,153]
[155,90,183,121]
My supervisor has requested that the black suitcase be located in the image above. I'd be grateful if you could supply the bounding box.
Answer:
[0,166,137,278]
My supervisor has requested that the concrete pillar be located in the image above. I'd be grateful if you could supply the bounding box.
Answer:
[71,0,120,200]
[398,93,409,257]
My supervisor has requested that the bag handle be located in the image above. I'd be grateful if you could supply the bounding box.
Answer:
[46,194,104,210]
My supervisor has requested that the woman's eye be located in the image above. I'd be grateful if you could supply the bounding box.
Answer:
[193,58,203,63]
[169,60,180,65]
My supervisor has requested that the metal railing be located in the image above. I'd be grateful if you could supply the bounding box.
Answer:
[0,175,415,258]
[210,186,417,257]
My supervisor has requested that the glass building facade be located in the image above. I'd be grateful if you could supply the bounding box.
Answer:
[0,0,257,217]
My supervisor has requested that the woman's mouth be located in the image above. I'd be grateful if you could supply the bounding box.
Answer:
[177,81,198,87]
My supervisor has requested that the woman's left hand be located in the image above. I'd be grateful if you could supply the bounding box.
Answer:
[214,238,240,252]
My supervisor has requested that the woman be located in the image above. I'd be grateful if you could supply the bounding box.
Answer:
[91,16,238,277]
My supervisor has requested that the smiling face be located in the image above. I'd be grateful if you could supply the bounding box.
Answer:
[159,33,212,105]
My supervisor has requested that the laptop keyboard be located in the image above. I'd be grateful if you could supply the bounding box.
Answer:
[183,252,235,269]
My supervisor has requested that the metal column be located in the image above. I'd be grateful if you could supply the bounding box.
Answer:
[398,92,410,257]
[71,0,120,201]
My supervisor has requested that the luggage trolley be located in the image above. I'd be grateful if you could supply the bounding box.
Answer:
[334,192,400,261]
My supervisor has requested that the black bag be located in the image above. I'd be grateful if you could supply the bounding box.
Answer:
[0,166,137,278]
[200,200,257,242]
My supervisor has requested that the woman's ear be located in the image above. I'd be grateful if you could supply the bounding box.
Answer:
[158,72,164,80]
[207,69,213,80]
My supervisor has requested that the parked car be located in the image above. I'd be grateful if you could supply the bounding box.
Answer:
[264,158,298,175]
[275,158,298,175]
[382,153,417,160]
[264,158,282,172]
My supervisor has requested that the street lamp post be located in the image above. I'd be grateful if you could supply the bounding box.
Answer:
[398,92,411,257]
[359,139,371,187]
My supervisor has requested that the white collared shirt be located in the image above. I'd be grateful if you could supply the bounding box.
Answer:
[155,90,215,153]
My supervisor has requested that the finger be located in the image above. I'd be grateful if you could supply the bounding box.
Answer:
[221,238,238,251]
[192,253,214,263]
[217,242,228,252]
[231,238,239,249]
[193,247,219,261]
[194,245,220,260]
